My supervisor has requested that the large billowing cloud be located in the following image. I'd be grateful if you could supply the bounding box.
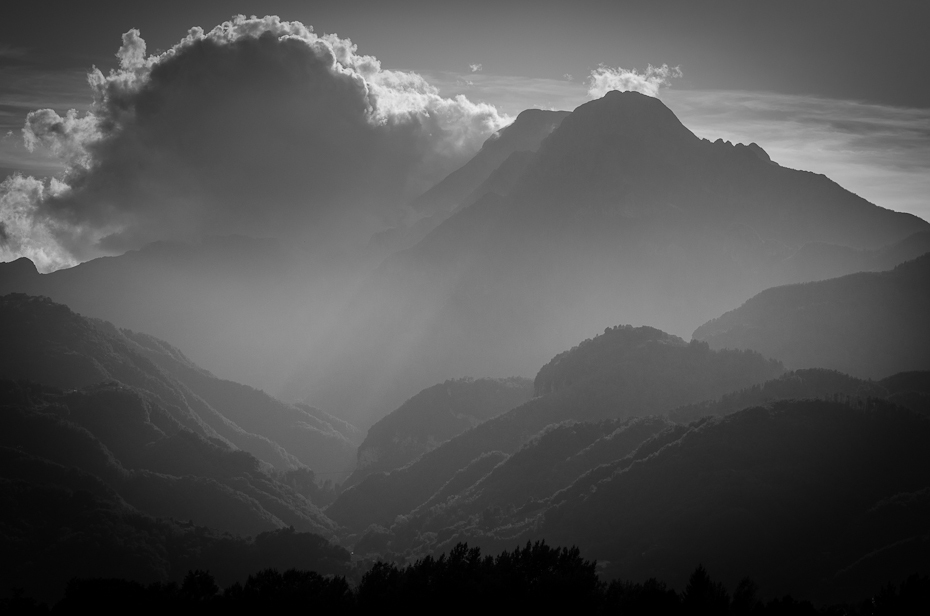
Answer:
[1,16,510,270]
[587,64,681,98]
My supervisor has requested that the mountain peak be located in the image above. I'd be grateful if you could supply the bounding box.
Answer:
[0,257,40,294]
[411,109,569,215]
[601,89,659,102]
[482,108,570,154]
[1,256,39,275]
[566,90,695,143]
[511,92,701,205]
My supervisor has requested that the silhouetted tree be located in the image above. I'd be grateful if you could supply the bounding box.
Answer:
[730,577,759,615]
[682,565,730,615]
[603,578,681,614]
[179,570,217,603]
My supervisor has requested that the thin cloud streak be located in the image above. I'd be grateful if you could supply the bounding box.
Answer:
[422,70,588,116]
[0,66,91,177]
[587,64,681,98]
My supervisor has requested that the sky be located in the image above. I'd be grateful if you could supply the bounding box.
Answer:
[1,0,929,270]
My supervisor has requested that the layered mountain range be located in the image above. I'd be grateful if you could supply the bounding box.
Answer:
[0,294,360,522]
[3,91,927,427]
[332,339,930,603]
[347,377,534,487]
[284,91,929,422]
[2,89,930,604]
[3,290,928,603]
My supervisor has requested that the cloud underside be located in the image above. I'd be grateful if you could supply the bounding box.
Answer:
[0,15,511,271]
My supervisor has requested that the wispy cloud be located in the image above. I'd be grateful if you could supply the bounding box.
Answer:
[0,45,29,60]
[423,70,587,117]
[587,64,681,98]
[0,66,91,178]
[469,63,482,73]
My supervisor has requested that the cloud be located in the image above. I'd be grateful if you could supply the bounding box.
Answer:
[0,45,28,60]
[469,63,482,73]
[0,174,77,270]
[23,108,98,167]
[587,63,681,98]
[422,70,587,118]
[1,15,511,270]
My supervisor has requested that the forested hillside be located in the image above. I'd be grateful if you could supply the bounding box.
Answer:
[327,325,782,530]
[347,377,533,486]
[349,400,930,604]
[0,295,364,602]
[0,293,359,473]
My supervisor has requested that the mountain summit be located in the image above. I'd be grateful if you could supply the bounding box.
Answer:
[412,108,570,216]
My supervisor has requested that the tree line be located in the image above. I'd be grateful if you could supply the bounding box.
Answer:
[5,541,927,614]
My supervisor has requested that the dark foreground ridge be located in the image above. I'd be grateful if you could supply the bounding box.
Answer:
[5,542,928,615]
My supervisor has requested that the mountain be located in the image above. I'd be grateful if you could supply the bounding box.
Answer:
[0,293,358,478]
[0,454,350,602]
[692,253,930,378]
[666,368,890,424]
[379,415,674,550]
[347,377,533,487]
[325,324,782,531]
[351,365,929,559]
[3,94,927,429]
[411,109,570,217]
[0,294,362,602]
[122,329,361,476]
[365,399,930,603]
[535,400,930,602]
[367,109,570,258]
[0,381,335,537]
[284,91,929,424]
[334,342,930,602]
[0,236,368,397]
[776,230,930,285]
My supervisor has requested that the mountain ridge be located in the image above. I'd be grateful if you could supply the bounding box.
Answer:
[693,252,930,378]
